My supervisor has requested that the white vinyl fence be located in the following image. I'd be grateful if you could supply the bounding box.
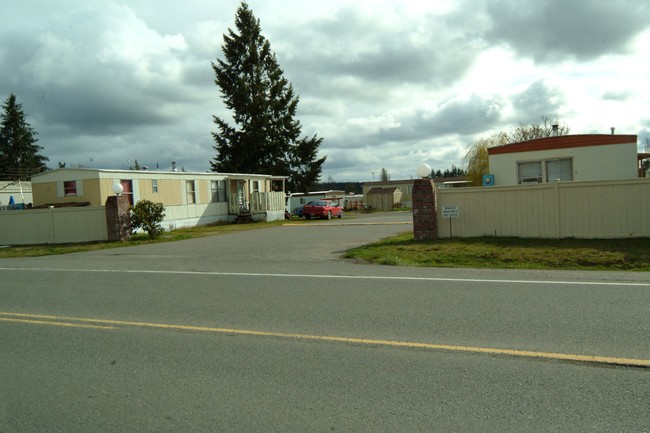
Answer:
[0,206,107,245]
[436,178,650,239]
[0,204,231,245]
[0,192,289,245]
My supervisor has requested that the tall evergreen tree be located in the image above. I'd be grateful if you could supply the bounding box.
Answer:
[211,2,325,192]
[0,94,48,180]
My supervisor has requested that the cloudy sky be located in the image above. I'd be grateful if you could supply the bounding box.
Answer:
[1,0,649,182]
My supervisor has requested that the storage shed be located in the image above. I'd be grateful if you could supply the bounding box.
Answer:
[366,187,402,211]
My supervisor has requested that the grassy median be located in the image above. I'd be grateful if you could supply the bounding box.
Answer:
[344,233,650,271]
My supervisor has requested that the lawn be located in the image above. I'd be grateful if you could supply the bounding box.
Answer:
[344,233,650,271]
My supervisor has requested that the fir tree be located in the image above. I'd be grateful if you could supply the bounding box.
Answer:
[211,2,325,192]
[289,134,325,193]
[0,94,48,180]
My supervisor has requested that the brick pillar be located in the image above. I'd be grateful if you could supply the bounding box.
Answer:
[412,178,437,241]
[105,195,132,241]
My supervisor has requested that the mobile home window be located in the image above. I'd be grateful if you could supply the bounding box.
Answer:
[546,159,572,182]
[186,180,196,204]
[152,179,158,193]
[517,161,542,184]
[120,179,133,205]
[64,180,77,196]
[211,180,227,202]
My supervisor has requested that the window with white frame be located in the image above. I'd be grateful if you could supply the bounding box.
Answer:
[59,180,84,197]
[211,180,227,202]
[64,180,78,196]
[252,180,260,193]
[186,180,196,204]
[518,158,573,184]
[210,180,217,202]
[546,158,573,182]
[517,161,542,184]
[152,179,158,193]
[120,179,133,205]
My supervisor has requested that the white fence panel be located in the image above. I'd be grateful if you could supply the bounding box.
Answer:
[437,179,650,239]
[0,206,107,245]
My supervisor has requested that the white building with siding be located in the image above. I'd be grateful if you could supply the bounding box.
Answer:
[487,134,640,186]
[0,181,33,208]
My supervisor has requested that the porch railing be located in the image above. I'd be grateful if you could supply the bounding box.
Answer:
[251,191,285,212]
[229,191,285,214]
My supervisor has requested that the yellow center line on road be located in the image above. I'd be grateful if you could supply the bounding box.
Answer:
[0,316,115,330]
[1,311,648,368]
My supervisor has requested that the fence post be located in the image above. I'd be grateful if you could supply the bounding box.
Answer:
[48,206,56,244]
[412,179,437,241]
[105,195,132,241]
[554,180,562,238]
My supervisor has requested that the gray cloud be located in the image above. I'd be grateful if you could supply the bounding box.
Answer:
[510,80,565,123]
[370,95,504,144]
[637,130,650,155]
[485,0,650,62]
[427,95,505,136]
[302,93,505,154]
[276,5,483,97]
[1,4,215,136]
[639,128,650,143]
[602,90,632,101]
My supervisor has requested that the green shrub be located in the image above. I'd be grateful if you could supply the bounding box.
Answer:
[130,200,165,239]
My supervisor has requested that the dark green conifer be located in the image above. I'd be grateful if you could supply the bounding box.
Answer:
[0,94,48,180]
[211,2,325,192]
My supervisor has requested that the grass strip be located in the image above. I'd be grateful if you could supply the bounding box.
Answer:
[345,233,650,271]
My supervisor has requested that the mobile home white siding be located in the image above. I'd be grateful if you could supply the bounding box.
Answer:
[488,135,639,186]
[489,142,638,186]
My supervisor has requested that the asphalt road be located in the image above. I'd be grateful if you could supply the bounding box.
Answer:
[1,212,649,432]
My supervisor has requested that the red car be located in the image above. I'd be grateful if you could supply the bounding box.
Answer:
[302,199,343,220]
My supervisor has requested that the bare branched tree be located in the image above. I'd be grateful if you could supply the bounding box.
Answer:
[464,117,570,186]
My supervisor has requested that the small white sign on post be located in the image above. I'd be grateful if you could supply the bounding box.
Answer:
[441,205,459,237]
[442,205,459,218]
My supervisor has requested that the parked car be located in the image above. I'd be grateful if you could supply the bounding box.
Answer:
[302,200,343,220]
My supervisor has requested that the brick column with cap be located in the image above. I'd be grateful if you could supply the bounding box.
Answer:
[105,195,132,241]
[412,178,437,241]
